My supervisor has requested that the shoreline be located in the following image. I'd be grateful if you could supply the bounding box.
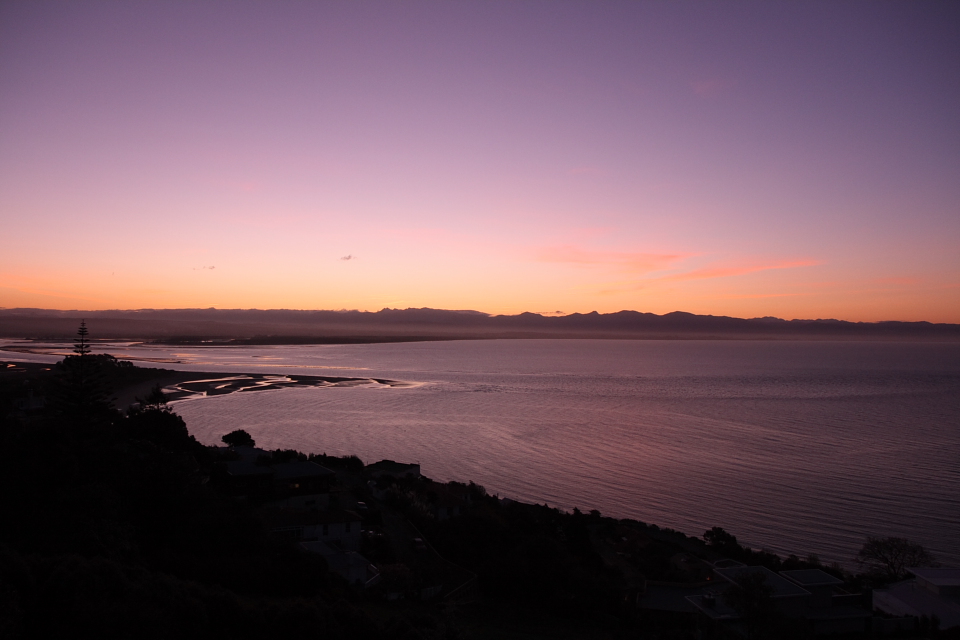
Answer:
[123,370,412,408]
[1,360,409,410]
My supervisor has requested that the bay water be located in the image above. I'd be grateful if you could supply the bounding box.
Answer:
[7,338,959,566]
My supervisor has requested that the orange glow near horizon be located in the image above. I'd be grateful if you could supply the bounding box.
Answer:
[2,243,958,323]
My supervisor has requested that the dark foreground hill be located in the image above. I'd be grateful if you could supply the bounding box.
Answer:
[2,307,958,343]
[3,355,947,639]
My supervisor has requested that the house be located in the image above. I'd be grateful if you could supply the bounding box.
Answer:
[780,569,841,608]
[216,449,335,505]
[873,567,960,631]
[228,445,270,461]
[300,540,380,588]
[265,507,363,550]
[270,460,335,508]
[714,566,811,617]
[221,460,275,497]
[15,388,45,412]
[420,479,470,520]
[781,569,871,635]
[687,566,871,636]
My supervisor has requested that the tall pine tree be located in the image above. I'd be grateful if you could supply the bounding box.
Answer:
[52,321,115,424]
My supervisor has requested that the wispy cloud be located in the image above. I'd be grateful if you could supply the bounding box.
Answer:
[587,258,821,296]
[536,245,687,274]
[872,276,920,286]
[717,293,808,299]
[656,259,820,283]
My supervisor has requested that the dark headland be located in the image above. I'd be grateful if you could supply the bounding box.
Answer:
[2,307,959,343]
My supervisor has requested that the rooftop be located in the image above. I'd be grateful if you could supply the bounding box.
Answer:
[781,569,844,588]
[715,566,810,598]
[909,567,960,587]
[686,593,739,621]
[225,461,274,477]
[874,580,960,629]
[273,461,335,480]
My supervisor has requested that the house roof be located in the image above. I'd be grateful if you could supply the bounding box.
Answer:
[225,461,274,477]
[715,566,810,598]
[273,461,335,480]
[874,580,960,629]
[230,446,270,461]
[909,568,960,587]
[712,559,746,569]
[686,594,739,620]
[780,569,844,587]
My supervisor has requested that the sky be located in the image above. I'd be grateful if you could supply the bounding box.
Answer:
[1,1,958,322]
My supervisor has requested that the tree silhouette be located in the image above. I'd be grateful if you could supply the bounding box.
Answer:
[135,384,171,413]
[74,320,91,355]
[856,536,938,582]
[52,321,114,423]
[704,526,741,556]
[222,429,255,447]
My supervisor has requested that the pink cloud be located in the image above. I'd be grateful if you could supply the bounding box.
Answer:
[582,258,821,296]
[718,293,808,299]
[872,277,921,286]
[655,259,821,283]
[536,245,687,274]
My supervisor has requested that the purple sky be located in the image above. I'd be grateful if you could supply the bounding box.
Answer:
[1,1,958,321]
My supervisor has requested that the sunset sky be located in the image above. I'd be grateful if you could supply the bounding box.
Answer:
[1,1,958,322]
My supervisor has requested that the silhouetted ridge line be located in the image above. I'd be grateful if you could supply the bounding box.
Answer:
[0,307,957,342]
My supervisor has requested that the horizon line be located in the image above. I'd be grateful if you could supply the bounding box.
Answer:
[0,306,955,327]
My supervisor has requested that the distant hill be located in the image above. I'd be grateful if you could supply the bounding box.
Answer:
[0,307,958,342]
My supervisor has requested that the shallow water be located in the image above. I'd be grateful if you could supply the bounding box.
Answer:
[6,338,959,566]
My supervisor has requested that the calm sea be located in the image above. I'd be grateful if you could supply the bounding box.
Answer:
[6,338,959,566]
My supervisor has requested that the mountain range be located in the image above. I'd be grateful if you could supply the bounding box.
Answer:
[1,307,958,343]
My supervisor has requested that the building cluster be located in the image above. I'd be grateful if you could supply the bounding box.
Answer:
[634,555,958,636]
[214,445,957,635]
[214,448,475,595]
[215,446,380,588]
